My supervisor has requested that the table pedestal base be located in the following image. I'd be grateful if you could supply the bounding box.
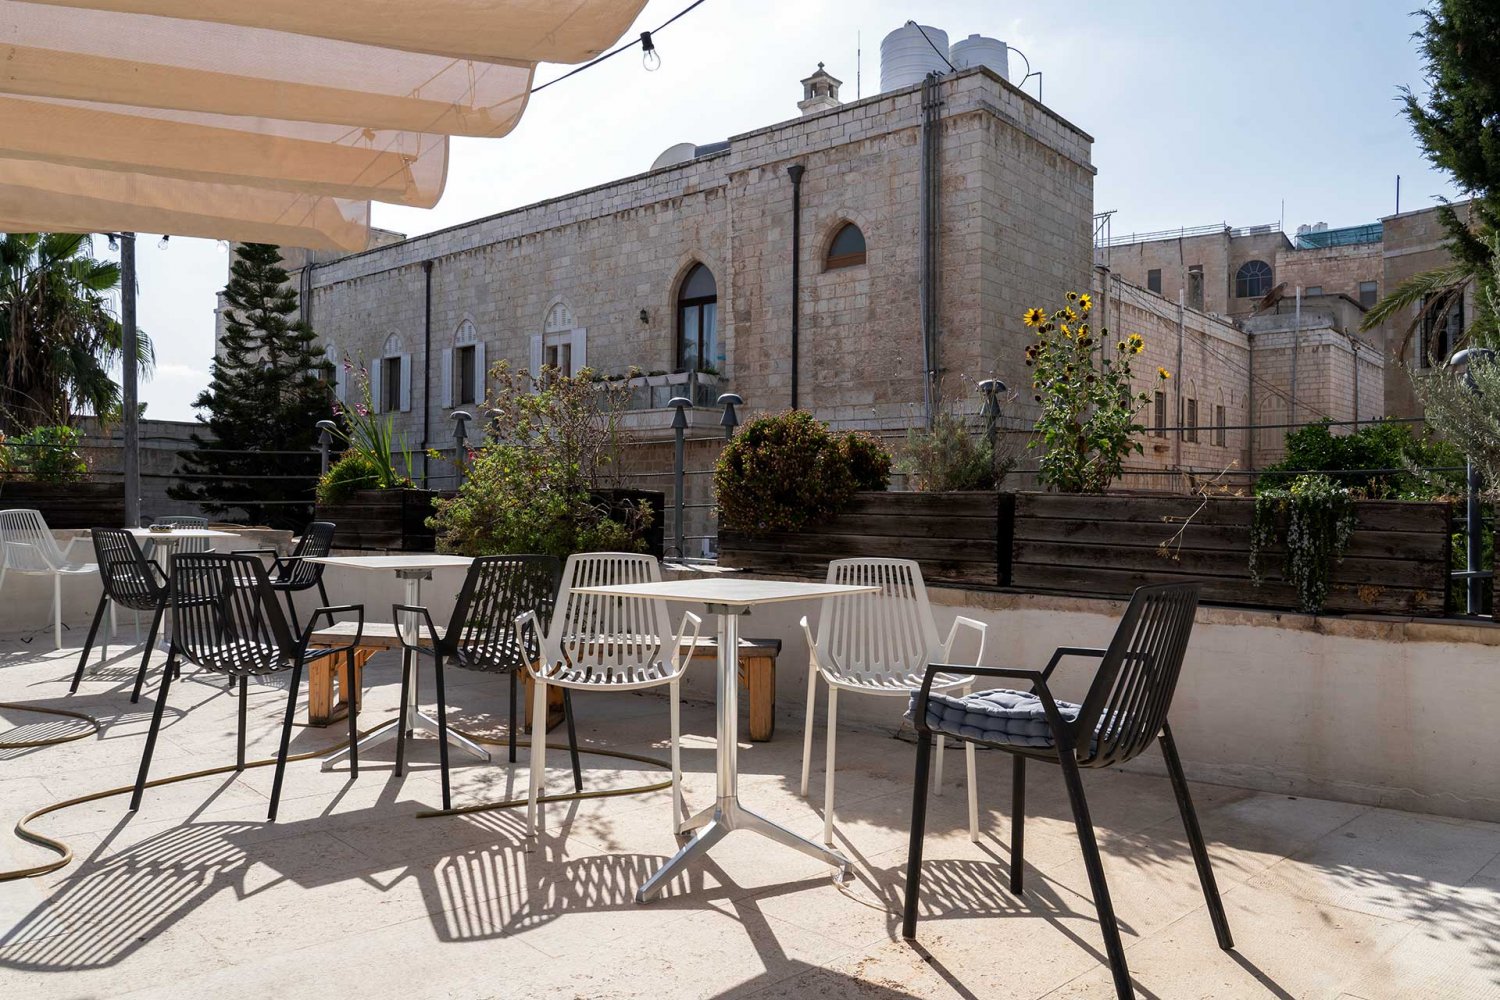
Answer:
[636,795,849,903]
[321,708,490,771]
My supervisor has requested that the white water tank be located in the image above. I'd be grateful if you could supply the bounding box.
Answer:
[950,34,1009,81]
[880,24,950,92]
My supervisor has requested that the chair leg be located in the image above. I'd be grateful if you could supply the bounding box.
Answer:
[104,600,113,661]
[799,666,818,797]
[394,651,413,778]
[1160,723,1234,951]
[53,574,62,650]
[69,593,109,693]
[433,652,452,812]
[508,671,519,764]
[900,730,934,939]
[282,590,300,636]
[563,689,582,793]
[669,677,682,830]
[317,578,330,608]
[965,740,979,843]
[1011,755,1026,894]
[130,604,167,704]
[235,676,248,771]
[526,676,548,836]
[822,686,838,845]
[130,650,176,811]
[1058,749,1133,1000]
[346,650,359,780]
[933,719,947,798]
[268,660,304,822]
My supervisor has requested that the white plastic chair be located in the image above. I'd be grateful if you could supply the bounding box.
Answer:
[516,552,701,838]
[801,557,988,844]
[0,509,98,650]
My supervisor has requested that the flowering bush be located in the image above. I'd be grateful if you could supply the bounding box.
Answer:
[1023,293,1165,493]
[715,410,891,534]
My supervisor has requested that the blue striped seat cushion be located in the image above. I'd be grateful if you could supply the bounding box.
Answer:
[907,688,1083,748]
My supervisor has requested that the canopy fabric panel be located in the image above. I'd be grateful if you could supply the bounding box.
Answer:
[0,97,448,207]
[0,158,371,251]
[0,2,533,136]
[22,0,649,64]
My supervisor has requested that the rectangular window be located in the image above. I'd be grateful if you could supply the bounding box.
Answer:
[545,341,573,378]
[1153,391,1167,437]
[381,356,401,413]
[455,345,476,405]
[1147,268,1162,294]
[1359,280,1378,309]
[1214,405,1226,447]
[1305,285,1323,297]
[1187,266,1204,311]
[1185,398,1199,443]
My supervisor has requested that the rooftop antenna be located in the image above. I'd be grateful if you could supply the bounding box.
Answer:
[856,31,861,99]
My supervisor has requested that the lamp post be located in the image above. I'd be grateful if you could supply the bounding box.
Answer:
[450,410,473,483]
[977,378,1007,453]
[668,397,692,560]
[1449,347,1495,615]
[315,419,338,475]
[717,393,743,441]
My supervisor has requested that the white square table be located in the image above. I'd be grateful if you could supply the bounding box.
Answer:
[304,554,488,769]
[125,526,240,557]
[569,576,880,903]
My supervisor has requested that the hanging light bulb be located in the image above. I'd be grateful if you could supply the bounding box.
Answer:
[640,30,660,71]
[106,233,119,252]
[158,235,171,250]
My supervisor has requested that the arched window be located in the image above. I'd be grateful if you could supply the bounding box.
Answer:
[825,222,866,270]
[676,263,718,372]
[373,333,409,414]
[1235,260,1273,299]
[442,319,485,407]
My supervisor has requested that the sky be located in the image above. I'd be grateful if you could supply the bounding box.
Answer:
[115,0,1459,422]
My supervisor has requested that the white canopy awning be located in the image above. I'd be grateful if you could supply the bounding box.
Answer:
[0,0,646,249]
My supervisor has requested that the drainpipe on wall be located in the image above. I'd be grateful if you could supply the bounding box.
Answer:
[1175,289,1184,471]
[918,73,943,428]
[1291,286,1301,427]
[786,164,804,409]
[422,259,433,486]
[1247,331,1256,472]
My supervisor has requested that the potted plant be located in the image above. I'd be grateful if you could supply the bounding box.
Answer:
[0,425,123,527]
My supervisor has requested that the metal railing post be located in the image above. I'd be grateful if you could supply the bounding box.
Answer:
[718,393,743,441]
[1449,347,1495,615]
[315,419,338,476]
[668,397,691,560]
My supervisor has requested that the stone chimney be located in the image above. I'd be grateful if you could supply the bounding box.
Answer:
[798,62,842,116]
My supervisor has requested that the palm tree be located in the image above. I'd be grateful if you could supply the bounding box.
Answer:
[0,232,153,431]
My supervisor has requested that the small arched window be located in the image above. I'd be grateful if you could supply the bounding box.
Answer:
[1235,260,1273,299]
[826,222,867,270]
[676,263,719,372]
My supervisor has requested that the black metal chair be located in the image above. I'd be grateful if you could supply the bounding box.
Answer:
[902,582,1232,1000]
[129,552,363,821]
[233,521,336,632]
[70,528,168,697]
[394,554,581,812]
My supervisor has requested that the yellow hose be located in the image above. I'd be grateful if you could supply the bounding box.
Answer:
[0,702,100,749]
[1,715,672,883]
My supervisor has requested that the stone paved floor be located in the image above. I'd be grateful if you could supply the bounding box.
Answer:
[1,635,1498,999]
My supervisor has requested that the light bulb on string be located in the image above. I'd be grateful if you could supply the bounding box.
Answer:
[640,30,660,71]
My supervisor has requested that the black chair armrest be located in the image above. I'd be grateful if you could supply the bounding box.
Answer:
[231,547,280,559]
[1042,646,1108,680]
[393,603,443,658]
[299,604,364,659]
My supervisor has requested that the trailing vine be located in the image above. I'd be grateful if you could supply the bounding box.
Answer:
[1250,473,1357,613]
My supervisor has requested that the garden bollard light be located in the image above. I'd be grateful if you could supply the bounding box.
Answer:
[451,410,473,483]
[315,419,338,476]
[718,393,743,441]
[977,379,1007,452]
[669,397,692,560]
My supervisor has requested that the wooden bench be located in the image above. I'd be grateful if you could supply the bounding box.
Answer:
[306,623,782,741]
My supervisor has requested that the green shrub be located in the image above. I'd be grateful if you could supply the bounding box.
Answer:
[715,410,892,535]
[316,451,405,506]
[898,409,1012,492]
[1261,419,1463,500]
[10,425,88,483]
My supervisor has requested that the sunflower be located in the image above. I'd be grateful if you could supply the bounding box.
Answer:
[1060,324,1072,338]
[1157,366,1172,380]
[1078,293,1093,312]
[1066,291,1079,302]
[1063,307,1079,323]
[1126,333,1145,354]
[1023,307,1047,328]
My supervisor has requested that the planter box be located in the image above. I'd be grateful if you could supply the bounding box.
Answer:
[1010,492,1452,615]
[0,480,124,528]
[314,488,447,552]
[719,491,1010,587]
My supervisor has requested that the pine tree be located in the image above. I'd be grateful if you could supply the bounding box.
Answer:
[171,244,332,529]
[1365,0,1500,346]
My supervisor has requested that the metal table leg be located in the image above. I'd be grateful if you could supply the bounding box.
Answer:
[321,569,489,770]
[636,603,848,903]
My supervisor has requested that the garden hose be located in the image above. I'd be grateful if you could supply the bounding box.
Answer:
[0,702,100,749]
[1,716,673,883]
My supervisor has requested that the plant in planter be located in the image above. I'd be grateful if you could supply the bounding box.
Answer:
[715,410,891,535]
[899,404,1016,492]
[430,361,654,558]
[315,363,419,506]
[1250,473,1357,614]
[7,424,88,483]
[1023,294,1166,493]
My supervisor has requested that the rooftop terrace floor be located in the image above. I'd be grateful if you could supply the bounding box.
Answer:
[1,638,1497,999]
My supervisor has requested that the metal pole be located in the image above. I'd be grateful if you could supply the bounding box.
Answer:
[786,165,804,410]
[120,232,140,526]
[669,397,691,560]
[1175,288,1184,470]
[315,420,338,475]
[1291,286,1301,426]
[451,410,472,484]
[1468,459,1483,615]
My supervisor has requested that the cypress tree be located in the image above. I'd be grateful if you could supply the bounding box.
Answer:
[171,244,331,529]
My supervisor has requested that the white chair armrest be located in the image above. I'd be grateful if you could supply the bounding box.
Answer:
[942,615,988,666]
[671,610,704,672]
[514,610,545,679]
[799,614,824,673]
